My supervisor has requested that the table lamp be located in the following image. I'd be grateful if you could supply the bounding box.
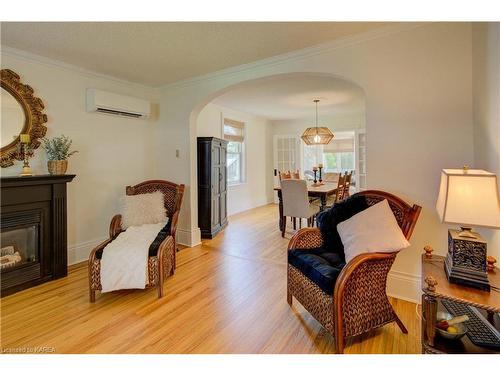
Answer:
[436,167,500,291]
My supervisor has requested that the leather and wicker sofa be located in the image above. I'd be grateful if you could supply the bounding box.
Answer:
[287,190,421,353]
[88,180,185,302]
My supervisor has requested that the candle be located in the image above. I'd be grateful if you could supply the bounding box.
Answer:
[318,163,323,168]
[312,166,318,171]
[20,134,30,144]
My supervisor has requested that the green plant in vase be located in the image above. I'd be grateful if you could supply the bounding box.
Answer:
[42,135,78,175]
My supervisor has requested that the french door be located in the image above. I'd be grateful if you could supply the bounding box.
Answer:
[273,135,301,202]
[354,129,367,191]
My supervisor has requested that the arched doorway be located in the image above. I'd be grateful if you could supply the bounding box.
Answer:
[189,72,366,243]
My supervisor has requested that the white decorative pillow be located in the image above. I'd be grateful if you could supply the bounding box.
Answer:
[337,199,410,264]
[121,191,167,229]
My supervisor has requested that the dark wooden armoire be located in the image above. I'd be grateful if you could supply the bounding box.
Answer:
[197,137,228,238]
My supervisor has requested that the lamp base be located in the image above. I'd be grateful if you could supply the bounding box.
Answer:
[444,229,490,291]
[20,166,33,176]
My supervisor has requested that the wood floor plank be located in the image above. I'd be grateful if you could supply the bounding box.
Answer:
[0,203,420,354]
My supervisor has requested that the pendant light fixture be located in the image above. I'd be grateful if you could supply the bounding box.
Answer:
[300,99,334,145]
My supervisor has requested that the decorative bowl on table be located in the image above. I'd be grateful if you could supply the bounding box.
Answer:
[435,311,468,340]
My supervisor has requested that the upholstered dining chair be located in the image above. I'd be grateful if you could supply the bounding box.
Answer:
[279,170,301,180]
[287,190,421,353]
[280,179,320,237]
[88,180,185,302]
[279,170,292,180]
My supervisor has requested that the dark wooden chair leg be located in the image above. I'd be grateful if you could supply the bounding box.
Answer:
[394,314,408,334]
[89,289,96,303]
[157,262,164,298]
[282,216,286,237]
[293,217,296,230]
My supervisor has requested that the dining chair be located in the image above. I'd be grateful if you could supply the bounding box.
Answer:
[280,179,320,237]
[279,170,292,180]
[343,171,353,199]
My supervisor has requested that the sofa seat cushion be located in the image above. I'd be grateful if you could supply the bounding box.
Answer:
[288,247,346,295]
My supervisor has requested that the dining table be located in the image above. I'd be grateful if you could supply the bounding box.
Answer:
[273,181,339,231]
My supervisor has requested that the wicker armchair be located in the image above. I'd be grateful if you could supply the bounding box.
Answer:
[88,180,185,302]
[287,190,421,353]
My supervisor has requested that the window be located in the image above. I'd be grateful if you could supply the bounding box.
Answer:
[223,118,245,185]
[303,137,355,174]
[321,138,354,172]
[323,151,354,172]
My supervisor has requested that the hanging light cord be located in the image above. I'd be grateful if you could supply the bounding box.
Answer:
[314,99,319,135]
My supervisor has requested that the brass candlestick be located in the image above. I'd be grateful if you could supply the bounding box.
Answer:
[18,134,33,176]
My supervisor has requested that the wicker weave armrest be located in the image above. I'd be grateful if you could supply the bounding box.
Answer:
[287,228,324,251]
[333,251,399,338]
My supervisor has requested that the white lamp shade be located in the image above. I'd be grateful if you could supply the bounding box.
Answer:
[436,169,500,228]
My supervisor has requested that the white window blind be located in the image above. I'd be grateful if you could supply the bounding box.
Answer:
[224,118,245,184]
[223,118,245,142]
[323,138,354,153]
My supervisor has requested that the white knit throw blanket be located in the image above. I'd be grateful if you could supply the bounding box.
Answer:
[100,221,167,293]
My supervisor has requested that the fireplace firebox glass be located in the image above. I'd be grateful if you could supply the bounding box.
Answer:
[1,225,39,271]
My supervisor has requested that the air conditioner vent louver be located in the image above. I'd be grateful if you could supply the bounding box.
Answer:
[96,107,143,118]
[86,89,151,119]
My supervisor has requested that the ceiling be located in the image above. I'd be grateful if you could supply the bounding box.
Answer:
[213,74,365,120]
[1,22,390,86]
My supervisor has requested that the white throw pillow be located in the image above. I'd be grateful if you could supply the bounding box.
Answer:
[337,199,410,264]
[121,191,167,229]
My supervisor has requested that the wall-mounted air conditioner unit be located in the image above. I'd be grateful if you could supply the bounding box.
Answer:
[86,88,151,119]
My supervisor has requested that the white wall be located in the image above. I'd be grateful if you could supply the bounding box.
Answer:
[271,112,365,136]
[472,23,500,261]
[197,103,273,215]
[156,23,475,302]
[1,50,160,264]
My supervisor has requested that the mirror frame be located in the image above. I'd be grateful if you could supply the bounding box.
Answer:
[1,69,47,168]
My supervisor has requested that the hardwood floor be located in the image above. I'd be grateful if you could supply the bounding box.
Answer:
[0,204,421,354]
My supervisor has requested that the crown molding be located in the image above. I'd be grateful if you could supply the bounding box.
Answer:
[161,22,426,90]
[1,45,157,91]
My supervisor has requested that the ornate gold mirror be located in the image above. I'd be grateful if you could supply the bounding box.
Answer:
[1,69,47,168]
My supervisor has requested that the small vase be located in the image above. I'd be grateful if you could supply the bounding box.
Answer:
[47,160,68,175]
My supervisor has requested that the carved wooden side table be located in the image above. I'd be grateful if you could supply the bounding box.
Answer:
[421,248,500,354]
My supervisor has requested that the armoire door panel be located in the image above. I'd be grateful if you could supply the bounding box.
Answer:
[220,191,227,224]
[220,167,227,193]
[198,137,228,239]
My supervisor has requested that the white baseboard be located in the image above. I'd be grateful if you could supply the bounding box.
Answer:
[387,270,420,304]
[67,238,106,266]
[177,227,201,247]
[67,227,201,266]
